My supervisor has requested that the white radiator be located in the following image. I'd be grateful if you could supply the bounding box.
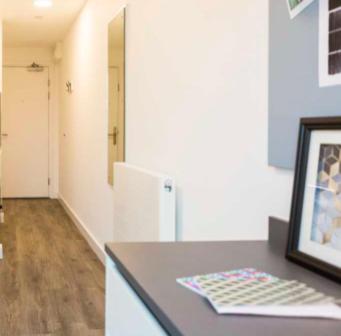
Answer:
[113,163,176,242]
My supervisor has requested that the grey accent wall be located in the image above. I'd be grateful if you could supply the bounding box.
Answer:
[269,0,341,169]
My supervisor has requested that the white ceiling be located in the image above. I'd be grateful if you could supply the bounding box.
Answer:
[3,0,88,47]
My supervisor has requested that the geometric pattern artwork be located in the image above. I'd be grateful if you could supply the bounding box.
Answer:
[311,144,341,251]
[197,278,336,309]
[287,0,303,9]
[287,0,314,19]
[177,268,278,297]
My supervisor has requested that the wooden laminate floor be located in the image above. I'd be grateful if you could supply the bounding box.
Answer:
[0,199,105,336]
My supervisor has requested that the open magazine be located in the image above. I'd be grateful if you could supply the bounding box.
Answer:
[177,268,341,319]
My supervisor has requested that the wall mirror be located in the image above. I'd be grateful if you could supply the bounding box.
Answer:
[108,9,125,185]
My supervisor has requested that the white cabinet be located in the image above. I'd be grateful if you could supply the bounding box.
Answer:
[105,256,168,336]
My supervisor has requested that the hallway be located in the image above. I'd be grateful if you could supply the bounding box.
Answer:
[0,199,105,336]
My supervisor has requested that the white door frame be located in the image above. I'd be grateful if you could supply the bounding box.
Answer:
[2,65,54,198]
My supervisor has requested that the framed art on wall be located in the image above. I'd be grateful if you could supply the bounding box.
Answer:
[287,117,341,283]
[287,0,315,19]
[319,0,341,86]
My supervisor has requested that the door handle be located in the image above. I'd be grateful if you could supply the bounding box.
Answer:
[108,128,119,145]
[1,133,8,137]
[113,127,119,146]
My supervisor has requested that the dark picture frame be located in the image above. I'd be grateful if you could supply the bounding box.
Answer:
[287,117,341,283]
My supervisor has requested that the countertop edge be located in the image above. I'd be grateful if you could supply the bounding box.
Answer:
[104,244,181,336]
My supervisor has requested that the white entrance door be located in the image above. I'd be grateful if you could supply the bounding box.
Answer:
[2,67,49,198]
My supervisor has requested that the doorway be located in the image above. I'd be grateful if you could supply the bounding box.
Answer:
[1,66,49,198]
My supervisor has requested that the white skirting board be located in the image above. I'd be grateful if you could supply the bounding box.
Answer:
[114,163,176,242]
[58,195,105,264]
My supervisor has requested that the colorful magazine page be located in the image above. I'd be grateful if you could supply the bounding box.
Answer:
[176,268,279,297]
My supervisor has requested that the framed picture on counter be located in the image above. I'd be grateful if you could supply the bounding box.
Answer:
[287,117,341,283]
[287,0,315,19]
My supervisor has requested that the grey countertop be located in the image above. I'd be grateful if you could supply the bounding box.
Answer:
[105,219,341,336]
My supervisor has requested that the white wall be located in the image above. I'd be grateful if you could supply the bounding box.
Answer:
[59,0,294,253]
[3,47,53,65]
[3,47,59,198]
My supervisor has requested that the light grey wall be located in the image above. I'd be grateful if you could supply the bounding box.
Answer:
[269,0,341,169]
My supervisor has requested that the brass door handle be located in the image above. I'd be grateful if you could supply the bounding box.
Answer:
[113,127,119,145]
[1,133,8,137]
[108,127,119,145]
[108,128,119,145]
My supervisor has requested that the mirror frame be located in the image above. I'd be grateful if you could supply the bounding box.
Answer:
[107,7,126,185]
